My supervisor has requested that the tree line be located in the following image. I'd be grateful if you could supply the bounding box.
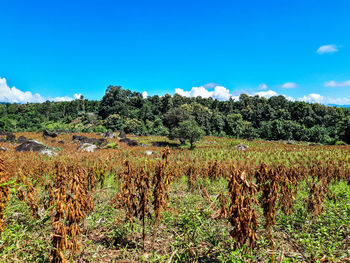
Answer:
[0,85,350,144]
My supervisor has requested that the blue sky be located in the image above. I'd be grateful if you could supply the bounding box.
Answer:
[1,0,350,104]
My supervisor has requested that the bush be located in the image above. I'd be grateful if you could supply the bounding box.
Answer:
[124,118,143,135]
[93,125,107,133]
[335,140,347,145]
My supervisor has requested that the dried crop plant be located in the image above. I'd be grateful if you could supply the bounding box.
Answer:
[277,165,298,215]
[200,183,210,202]
[306,177,327,216]
[227,167,258,250]
[152,146,171,248]
[0,157,10,234]
[112,160,152,249]
[115,160,138,228]
[50,162,94,263]
[207,160,221,180]
[255,163,279,263]
[217,193,228,218]
[16,168,39,218]
[87,165,97,191]
[186,164,198,192]
[135,167,151,249]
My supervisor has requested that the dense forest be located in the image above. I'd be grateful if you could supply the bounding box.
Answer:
[1,85,350,144]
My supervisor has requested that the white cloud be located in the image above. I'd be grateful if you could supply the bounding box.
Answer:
[258,83,268,90]
[299,93,324,103]
[74,93,82,99]
[175,84,282,101]
[51,96,74,102]
[142,91,148,99]
[317,44,339,54]
[203,83,220,89]
[284,95,296,102]
[212,86,231,100]
[175,88,191,97]
[175,86,211,98]
[0,77,45,103]
[254,90,278,98]
[175,82,350,105]
[324,80,350,87]
[281,82,298,89]
[297,93,350,105]
[175,85,232,101]
[231,96,240,101]
[190,86,213,98]
[0,77,76,103]
[326,97,350,105]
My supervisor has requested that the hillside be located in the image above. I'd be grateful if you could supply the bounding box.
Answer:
[0,86,350,144]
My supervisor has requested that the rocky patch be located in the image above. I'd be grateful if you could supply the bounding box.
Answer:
[40,149,58,157]
[43,130,58,138]
[72,135,107,146]
[103,131,116,139]
[15,139,47,152]
[235,143,249,151]
[119,137,138,146]
[17,136,27,143]
[6,133,16,142]
[78,143,97,152]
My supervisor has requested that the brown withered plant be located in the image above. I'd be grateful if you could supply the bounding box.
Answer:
[50,163,94,263]
[228,167,258,250]
[255,163,280,263]
[16,168,39,219]
[135,167,151,249]
[152,146,171,248]
[0,157,10,234]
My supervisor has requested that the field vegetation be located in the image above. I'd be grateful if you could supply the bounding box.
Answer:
[0,132,349,262]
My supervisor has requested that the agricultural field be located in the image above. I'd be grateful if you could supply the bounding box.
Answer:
[0,132,349,263]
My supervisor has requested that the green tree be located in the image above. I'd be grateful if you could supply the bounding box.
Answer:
[211,111,225,135]
[337,116,350,144]
[99,85,143,119]
[190,103,212,135]
[260,120,304,141]
[174,120,205,149]
[164,105,192,130]
[308,125,332,144]
[225,113,247,138]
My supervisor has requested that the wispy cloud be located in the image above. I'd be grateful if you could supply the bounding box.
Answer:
[326,97,350,105]
[258,83,268,90]
[317,44,339,54]
[298,93,350,105]
[281,82,298,89]
[324,80,350,87]
[0,77,76,103]
[51,96,75,102]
